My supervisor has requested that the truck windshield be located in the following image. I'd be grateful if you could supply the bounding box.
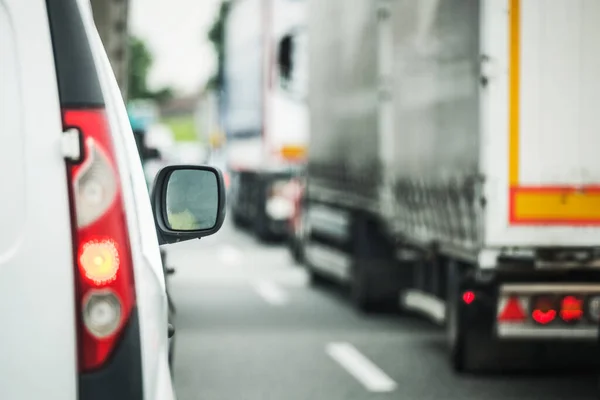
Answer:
[280,29,308,100]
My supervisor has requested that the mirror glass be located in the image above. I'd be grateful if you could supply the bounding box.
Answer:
[165,169,219,231]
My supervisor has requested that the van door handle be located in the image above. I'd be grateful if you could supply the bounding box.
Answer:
[168,323,175,338]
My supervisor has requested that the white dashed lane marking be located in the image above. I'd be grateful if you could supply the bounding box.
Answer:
[253,280,289,306]
[326,342,397,392]
[217,244,243,266]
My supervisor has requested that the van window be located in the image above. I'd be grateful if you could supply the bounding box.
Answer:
[46,0,104,107]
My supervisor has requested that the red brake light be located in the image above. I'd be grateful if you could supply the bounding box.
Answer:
[498,296,526,322]
[64,109,136,372]
[532,309,556,325]
[531,296,557,325]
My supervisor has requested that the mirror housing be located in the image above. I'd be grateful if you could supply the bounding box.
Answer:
[151,165,226,245]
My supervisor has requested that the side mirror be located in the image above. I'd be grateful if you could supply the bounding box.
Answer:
[151,165,226,245]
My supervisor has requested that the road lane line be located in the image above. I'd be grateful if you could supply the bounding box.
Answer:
[254,280,288,306]
[326,342,397,392]
[217,244,243,266]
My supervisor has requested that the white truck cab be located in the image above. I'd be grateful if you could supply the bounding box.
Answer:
[0,0,226,399]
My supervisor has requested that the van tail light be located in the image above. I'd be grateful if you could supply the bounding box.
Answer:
[63,108,136,372]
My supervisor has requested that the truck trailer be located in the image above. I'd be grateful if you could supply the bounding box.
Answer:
[301,0,600,372]
[223,0,309,239]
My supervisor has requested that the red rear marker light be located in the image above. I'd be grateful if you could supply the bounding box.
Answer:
[498,296,526,322]
[462,291,475,305]
[560,295,583,323]
[531,296,557,325]
[64,109,136,372]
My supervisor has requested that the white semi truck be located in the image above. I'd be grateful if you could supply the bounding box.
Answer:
[223,0,309,239]
[300,0,600,372]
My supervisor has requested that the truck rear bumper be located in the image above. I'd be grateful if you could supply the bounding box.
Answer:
[497,324,597,339]
[401,269,600,342]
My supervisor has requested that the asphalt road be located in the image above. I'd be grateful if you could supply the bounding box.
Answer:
[164,220,598,400]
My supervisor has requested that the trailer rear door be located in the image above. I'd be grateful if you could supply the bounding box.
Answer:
[483,0,600,248]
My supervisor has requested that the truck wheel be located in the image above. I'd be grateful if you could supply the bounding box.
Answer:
[350,213,399,313]
[307,266,329,287]
[446,265,467,372]
[254,212,271,241]
[304,246,330,287]
[253,179,272,241]
[350,260,376,312]
[232,211,245,229]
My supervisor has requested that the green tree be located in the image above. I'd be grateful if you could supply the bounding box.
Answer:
[206,0,231,90]
[128,36,153,99]
[128,35,175,103]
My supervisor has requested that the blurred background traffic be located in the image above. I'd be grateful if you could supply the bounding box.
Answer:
[94,0,600,398]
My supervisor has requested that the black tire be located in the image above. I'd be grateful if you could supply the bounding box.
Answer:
[350,213,400,313]
[254,212,271,242]
[307,264,329,287]
[446,260,467,372]
[231,211,245,229]
[253,178,272,242]
[350,259,376,312]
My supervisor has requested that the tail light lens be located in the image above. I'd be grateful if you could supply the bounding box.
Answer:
[559,295,584,323]
[64,109,136,372]
[462,291,476,305]
[531,295,557,325]
[498,296,526,322]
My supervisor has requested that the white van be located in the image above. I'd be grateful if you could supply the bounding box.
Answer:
[0,0,226,399]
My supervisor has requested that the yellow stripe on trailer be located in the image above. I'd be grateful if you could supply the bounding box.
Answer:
[508,0,521,186]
